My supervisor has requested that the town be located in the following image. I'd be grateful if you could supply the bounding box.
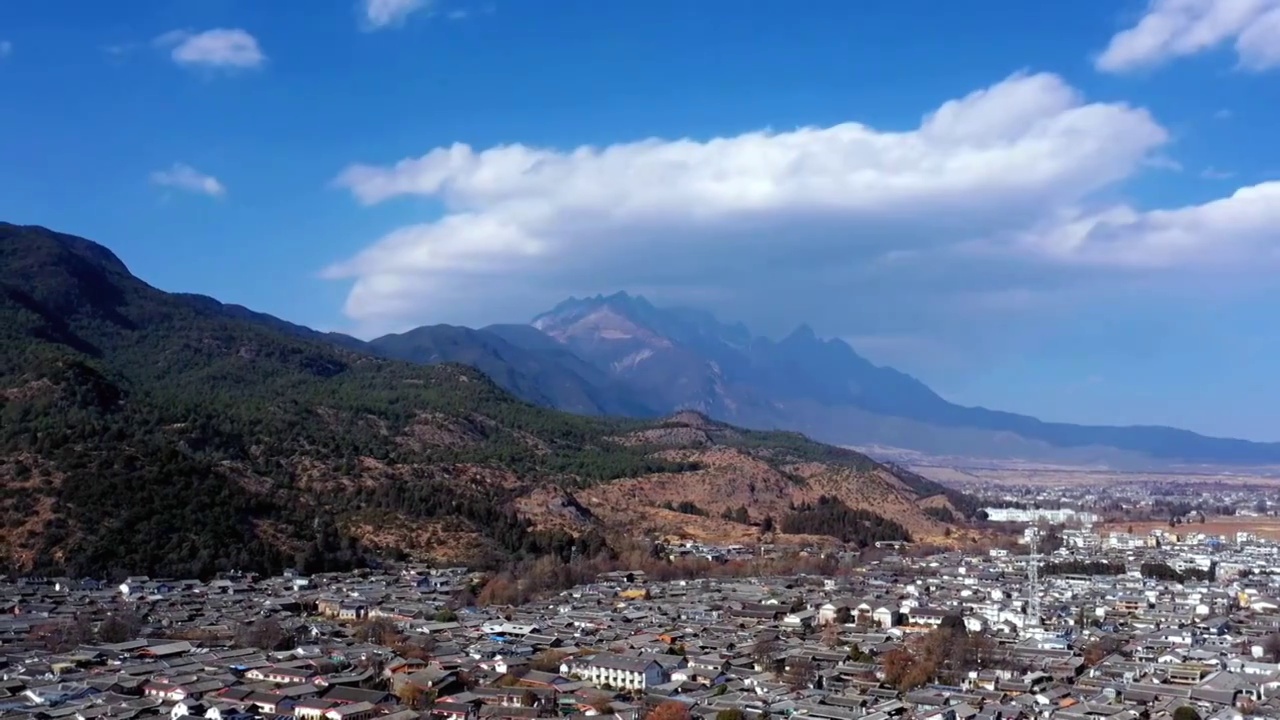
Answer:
[5,519,1280,720]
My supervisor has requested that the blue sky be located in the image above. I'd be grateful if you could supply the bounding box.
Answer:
[3,0,1280,439]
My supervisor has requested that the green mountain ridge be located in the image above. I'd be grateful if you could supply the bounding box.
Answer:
[0,222,954,578]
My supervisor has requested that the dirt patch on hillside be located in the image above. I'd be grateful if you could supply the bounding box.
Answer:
[398,412,488,451]
[1,377,56,402]
[450,463,522,490]
[576,446,947,544]
[610,426,712,448]
[346,512,500,565]
[253,519,305,556]
[514,485,597,535]
[284,456,397,493]
[0,454,67,570]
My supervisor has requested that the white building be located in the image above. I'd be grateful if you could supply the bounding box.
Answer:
[577,653,666,691]
[982,508,1099,525]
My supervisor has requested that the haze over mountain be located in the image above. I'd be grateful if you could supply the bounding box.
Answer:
[191,284,1280,468]
[519,293,1280,466]
[354,292,1280,468]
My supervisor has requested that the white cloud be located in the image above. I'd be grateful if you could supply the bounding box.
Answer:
[338,73,1162,213]
[326,72,1181,332]
[0,41,12,58]
[157,28,265,69]
[321,74,1280,420]
[1143,154,1184,172]
[1096,0,1280,73]
[363,0,431,29]
[150,163,227,198]
[1001,181,1280,268]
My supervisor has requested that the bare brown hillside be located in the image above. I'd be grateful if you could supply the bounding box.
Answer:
[561,447,944,543]
[510,415,960,550]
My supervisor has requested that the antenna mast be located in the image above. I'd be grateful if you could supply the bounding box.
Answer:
[1027,526,1042,631]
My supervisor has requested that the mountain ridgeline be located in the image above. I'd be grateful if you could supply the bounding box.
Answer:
[213,289,1280,467]
[0,223,963,578]
[179,280,1280,466]
[523,294,1280,466]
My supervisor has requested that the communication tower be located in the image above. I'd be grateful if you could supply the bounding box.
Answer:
[1026,526,1042,629]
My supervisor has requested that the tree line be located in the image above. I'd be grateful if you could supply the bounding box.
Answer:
[780,496,911,547]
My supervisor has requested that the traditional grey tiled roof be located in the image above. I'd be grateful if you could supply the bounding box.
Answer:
[585,653,659,673]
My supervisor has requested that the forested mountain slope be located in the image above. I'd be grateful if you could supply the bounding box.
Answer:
[0,223,958,578]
